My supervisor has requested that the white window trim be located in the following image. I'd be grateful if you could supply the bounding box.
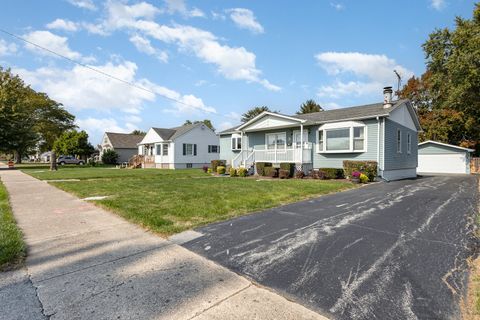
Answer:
[397,129,402,154]
[231,134,242,151]
[293,130,308,149]
[407,133,411,154]
[316,123,367,153]
[185,143,195,156]
[265,132,287,153]
[162,143,169,156]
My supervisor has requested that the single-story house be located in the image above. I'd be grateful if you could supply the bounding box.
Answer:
[219,87,422,181]
[100,132,145,163]
[137,122,220,169]
[418,140,474,174]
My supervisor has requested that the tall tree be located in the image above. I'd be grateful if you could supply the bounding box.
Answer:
[130,130,146,135]
[183,119,215,131]
[296,99,323,114]
[241,106,275,123]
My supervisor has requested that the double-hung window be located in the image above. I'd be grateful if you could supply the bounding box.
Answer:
[156,144,161,155]
[183,143,197,156]
[208,145,219,153]
[317,122,366,153]
[231,136,242,150]
[162,143,169,156]
[397,130,402,153]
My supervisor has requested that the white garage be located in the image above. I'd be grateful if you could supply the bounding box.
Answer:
[417,140,474,174]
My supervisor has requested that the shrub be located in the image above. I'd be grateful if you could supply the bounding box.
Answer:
[352,171,361,179]
[229,167,237,177]
[211,160,226,172]
[295,171,305,179]
[311,170,327,180]
[343,160,378,182]
[359,173,369,184]
[101,150,119,164]
[217,166,226,175]
[279,163,295,178]
[202,165,209,173]
[237,167,248,177]
[264,167,277,178]
[279,169,290,179]
[87,158,97,166]
[207,168,212,174]
[256,162,272,176]
[319,168,344,179]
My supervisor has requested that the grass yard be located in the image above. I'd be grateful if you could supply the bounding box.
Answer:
[23,167,355,236]
[0,178,25,271]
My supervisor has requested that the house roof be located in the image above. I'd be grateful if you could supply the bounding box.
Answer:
[105,132,145,149]
[418,140,475,152]
[219,99,413,134]
[151,122,207,141]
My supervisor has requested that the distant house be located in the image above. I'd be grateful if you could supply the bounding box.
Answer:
[137,122,220,169]
[100,132,145,163]
[219,87,422,181]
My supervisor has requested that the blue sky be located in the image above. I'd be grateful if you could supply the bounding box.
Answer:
[0,0,475,144]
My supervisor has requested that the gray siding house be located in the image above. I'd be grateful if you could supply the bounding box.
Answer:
[219,87,422,181]
[100,132,145,163]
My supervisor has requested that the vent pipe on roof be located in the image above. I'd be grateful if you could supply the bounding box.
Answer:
[383,86,393,108]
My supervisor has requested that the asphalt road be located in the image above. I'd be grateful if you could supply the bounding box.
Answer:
[184,175,479,320]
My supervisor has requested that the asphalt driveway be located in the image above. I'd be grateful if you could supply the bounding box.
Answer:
[184,175,479,320]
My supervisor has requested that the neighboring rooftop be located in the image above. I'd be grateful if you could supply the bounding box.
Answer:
[219,99,408,134]
[105,132,145,149]
[151,122,208,141]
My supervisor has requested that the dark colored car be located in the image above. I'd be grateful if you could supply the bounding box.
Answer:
[57,155,84,165]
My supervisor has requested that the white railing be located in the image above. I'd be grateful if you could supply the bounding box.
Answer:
[253,143,312,164]
[232,150,250,168]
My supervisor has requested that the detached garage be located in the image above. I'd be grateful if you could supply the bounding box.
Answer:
[418,140,474,174]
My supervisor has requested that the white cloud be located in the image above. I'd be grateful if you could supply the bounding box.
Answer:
[46,19,79,32]
[23,30,95,63]
[76,117,137,140]
[227,8,264,34]
[218,121,234,132]
[129,34,168,62]
[315,52,413,99]
[330,2,345,11]
[211,11,226,20]
[430,0,446,10]
[163,0,205,18]
[100,1,279,91]
[0,39,17,56]
[104,1,161,30]
[67,0,97,11]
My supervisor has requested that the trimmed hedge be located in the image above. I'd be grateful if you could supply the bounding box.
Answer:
[256,162,272,176]
[211,160,226,172]
[318,168,345,179]
[229,167,237,177]
[216,166,226,175]
[280,163,295,178]
[237,167,248,177]
[279,169,290,179]
[343,160,378,181]
[264,166,278,178]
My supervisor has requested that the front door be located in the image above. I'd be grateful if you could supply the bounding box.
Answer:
[293,130,308,149]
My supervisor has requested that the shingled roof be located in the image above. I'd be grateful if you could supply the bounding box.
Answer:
[105,132,145,149]
[151,123,206,141]
[219,100,409,134]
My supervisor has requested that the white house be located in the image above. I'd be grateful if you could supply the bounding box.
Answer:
[137,122,220,169]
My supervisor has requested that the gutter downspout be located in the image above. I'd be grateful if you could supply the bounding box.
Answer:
[300,124,304,165]
[382,117,386,179]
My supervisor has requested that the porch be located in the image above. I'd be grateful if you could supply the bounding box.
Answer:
[232,143,313,168]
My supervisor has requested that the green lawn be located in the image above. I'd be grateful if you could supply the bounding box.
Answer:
[23,167,355,236]
[0,179,25,270]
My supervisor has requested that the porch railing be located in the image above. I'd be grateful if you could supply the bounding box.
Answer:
[232,143,312,168]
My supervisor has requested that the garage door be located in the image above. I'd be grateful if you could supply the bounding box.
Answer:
[418,153,467,174]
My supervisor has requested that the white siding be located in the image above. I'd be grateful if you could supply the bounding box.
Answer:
[244,115,300,131]
[173,125,219,168]
[140,128,163,144]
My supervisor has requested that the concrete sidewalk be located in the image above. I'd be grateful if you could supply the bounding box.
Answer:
[0,168,327,320]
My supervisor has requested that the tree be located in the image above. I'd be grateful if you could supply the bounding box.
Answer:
[183,119,215,131]
[0,68,75,167]
[53,130,94,159]
[398,3,480,154]
[101,149,119,164]
[296,99,323,114]
[130,130,146,135]
[241,106,276,123]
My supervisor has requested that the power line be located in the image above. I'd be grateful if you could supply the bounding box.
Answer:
[0,28,202,109]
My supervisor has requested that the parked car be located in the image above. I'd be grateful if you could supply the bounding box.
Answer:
[57,155,84,165]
